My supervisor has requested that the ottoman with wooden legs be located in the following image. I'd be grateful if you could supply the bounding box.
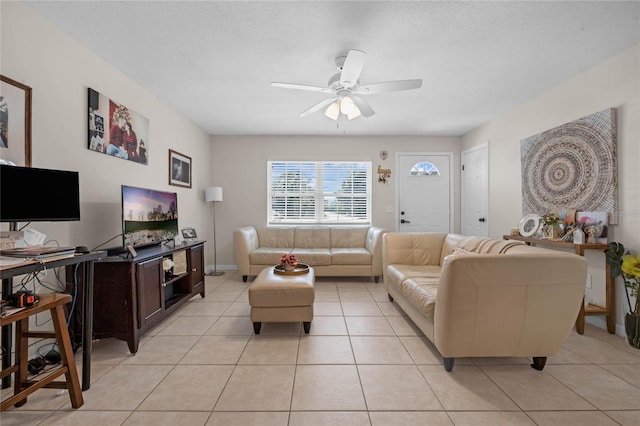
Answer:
[248,266,315,334]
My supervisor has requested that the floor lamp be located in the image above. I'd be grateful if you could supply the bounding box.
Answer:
[205,186,225,276]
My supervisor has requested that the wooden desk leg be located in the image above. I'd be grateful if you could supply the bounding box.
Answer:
[51,304,83,408]
[82,260,94,390]
[576,298,586,335]
[13,318,28,407]
[1,278,13,389]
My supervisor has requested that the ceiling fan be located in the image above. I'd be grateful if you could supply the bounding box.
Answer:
[271,50,422,120]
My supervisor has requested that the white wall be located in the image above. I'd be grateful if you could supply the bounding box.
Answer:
[462,45,640,335]
[1,3,213,260]
[209,135,461,267]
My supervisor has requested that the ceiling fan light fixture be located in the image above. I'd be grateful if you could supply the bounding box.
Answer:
[271,50,422,121]
[347,105,361,120]
[340,96,356,114]
[324,101,340,120]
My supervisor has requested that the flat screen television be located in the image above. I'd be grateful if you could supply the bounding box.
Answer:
[122,185,178,248]
[0,165,81,222]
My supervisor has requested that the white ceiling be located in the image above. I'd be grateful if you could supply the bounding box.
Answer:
[25,1,639,136]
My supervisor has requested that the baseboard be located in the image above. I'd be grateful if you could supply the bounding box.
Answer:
[585,315,625,337]
[205,264,238,273]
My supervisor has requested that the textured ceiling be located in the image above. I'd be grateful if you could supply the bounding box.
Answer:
[25,1,640,136]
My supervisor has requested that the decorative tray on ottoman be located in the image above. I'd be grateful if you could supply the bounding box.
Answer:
[274,263,310,275]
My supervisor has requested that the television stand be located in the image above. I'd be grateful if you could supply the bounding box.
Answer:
[70,241,205,354]
[105,246,126,256]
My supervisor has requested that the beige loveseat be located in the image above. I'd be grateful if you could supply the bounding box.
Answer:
[383,233,587,372]
[234,225,386,282]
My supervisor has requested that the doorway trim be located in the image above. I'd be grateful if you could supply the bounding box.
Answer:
[461,142,489,236]
[395,152,454,232]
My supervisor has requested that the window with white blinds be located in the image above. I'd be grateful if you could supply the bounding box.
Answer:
[268,161,371,224]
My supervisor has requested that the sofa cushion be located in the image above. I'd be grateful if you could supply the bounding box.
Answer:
[440,234,467,264]
[331,248,371,265]
[458,237,523,254]
[292,248,332,266]
[294,227,330,248]
[386,264,442,288]
[331,227,368,248]
[250,247,290,265]
[400,277,439,321]
[256,227,295,248]
[452,247,475,255]
[383,233,446,266]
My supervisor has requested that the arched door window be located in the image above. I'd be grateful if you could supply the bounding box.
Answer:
[410,161,440,176]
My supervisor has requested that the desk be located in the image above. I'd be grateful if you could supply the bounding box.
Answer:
[1,251,105,390]
[503,235,614,334]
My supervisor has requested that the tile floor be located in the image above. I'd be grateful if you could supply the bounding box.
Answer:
[1,273,639,426]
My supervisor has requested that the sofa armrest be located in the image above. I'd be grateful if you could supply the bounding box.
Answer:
[434,253,587,357]
[234,226,259,276]
[366,227,386,276]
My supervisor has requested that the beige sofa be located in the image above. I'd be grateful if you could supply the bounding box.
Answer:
[383,233,587,372]
[234,225,386,282]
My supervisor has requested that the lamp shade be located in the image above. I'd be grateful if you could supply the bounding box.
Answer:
[347,105,361,120]
[324,102,340,120]
[205,186,223,202]
[340,96,355,114]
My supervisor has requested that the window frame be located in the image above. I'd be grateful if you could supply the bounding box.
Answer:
[267,160,372,225]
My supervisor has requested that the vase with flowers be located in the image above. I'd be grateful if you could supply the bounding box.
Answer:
[280,253,299,271]
[605,242,640,349]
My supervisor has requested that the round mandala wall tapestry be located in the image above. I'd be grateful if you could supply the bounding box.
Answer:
[520,108,617,224]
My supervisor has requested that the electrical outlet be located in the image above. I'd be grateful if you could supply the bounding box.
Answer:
[585,274,592,289]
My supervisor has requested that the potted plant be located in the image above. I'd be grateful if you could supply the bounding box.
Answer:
[605,242,640,348]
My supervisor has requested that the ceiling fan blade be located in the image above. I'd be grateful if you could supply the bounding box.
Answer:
[340,50,366,88]
[299,97,338,117]
[351,95,375,117]
[271,82,334,94]
[353,79,422,94]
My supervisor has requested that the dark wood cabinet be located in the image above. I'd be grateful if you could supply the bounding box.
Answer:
[188,244,205,294]
[136,256,164,329]
[86,241,206,353]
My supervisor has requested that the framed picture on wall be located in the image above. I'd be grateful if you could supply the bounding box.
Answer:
[169,149,192,188]
[0,75,32,167]
[87,88,149,164]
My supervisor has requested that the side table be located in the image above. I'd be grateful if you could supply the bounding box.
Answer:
[0,294,83,410]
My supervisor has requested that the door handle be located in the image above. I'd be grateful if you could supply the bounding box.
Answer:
[478,218,486,222]
[401,219,411,224]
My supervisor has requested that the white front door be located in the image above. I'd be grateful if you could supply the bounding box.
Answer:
[397,153,452,233]
[461,143,489,237]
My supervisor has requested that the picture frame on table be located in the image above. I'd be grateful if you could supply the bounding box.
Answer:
[518,214,541,237]
[169,149,192,188]
[0,75,32,167]
[576,211,608,243]
[181,227,197,240]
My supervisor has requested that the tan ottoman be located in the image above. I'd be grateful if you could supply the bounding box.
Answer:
[248,266,315,334]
